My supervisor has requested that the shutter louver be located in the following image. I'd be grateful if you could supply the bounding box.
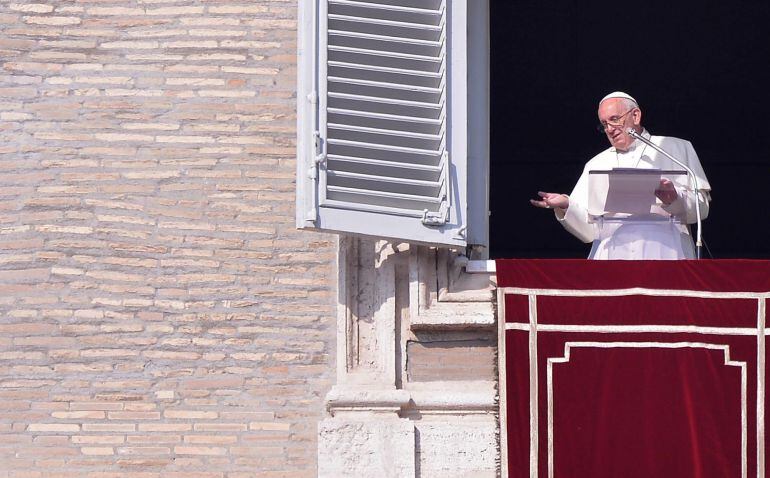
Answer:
[298,0,472,247]
[324,0,450,224]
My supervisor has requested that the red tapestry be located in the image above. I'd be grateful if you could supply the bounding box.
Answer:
[496,259,770,478]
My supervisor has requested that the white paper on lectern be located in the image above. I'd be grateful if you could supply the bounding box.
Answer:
[587,169,687,217]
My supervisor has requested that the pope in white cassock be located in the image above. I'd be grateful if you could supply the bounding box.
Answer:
[531,92,711,260]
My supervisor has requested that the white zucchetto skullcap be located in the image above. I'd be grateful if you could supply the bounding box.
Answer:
[600,91,638,107]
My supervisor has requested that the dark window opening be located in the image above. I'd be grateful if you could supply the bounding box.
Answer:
[489,1,770,259]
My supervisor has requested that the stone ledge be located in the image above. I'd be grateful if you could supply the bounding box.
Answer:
[406,381,496,412]
[326,386,412,414]
[325,382,497,415]
[410,301,496,329]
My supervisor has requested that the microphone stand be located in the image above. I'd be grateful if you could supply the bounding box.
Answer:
[626,129,703,259]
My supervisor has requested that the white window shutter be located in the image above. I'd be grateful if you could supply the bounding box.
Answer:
[297,0,472,247]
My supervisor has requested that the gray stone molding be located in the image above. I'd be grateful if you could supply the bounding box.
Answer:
[319,237,498,477]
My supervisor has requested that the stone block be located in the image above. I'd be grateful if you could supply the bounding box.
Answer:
[318,417,416,478]
[414,419,498,478]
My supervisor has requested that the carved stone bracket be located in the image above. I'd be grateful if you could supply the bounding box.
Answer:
[409,246,496,329]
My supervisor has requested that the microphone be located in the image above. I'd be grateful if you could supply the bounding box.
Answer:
[625,128,703,259]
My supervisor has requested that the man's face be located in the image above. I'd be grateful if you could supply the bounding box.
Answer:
[598,98,641,152]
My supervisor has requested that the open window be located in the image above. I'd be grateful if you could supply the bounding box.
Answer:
[297,0,489,250]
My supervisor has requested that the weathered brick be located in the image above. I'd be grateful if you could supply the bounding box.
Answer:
[126,434,181,444]
[22,16,81,25]
[115,446,171,455]
[192,423,247,432]
[27,424,80,433]
[174,446,227,456]
[100,41,158,49]
[94,133,153,142]
[70,403,124,411]
[208,6,269,14]
[81,424,135,433]
[121,122,179,131]
[137,423,190,432]
[86,7,144,16]
[70,437,125,449]
[146,6,204,15]
[0,323,56,335]
[249,422,291,431]
[10,4,55,13]
[80,447,115,455]
[107,412,161,421]
[163,410,217,420]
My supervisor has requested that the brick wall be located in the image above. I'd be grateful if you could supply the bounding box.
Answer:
[0,1,336,476]
[406,335,495,382]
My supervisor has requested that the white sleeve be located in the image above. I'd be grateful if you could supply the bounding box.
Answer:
[661,140,711,224]
[556,166,595,243]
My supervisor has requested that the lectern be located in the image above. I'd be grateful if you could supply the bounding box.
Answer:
[585,169,692,260]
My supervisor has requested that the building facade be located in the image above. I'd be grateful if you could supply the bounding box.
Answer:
[0,1,497,476]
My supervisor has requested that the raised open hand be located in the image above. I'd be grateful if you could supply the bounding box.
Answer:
[530,191,569,210]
